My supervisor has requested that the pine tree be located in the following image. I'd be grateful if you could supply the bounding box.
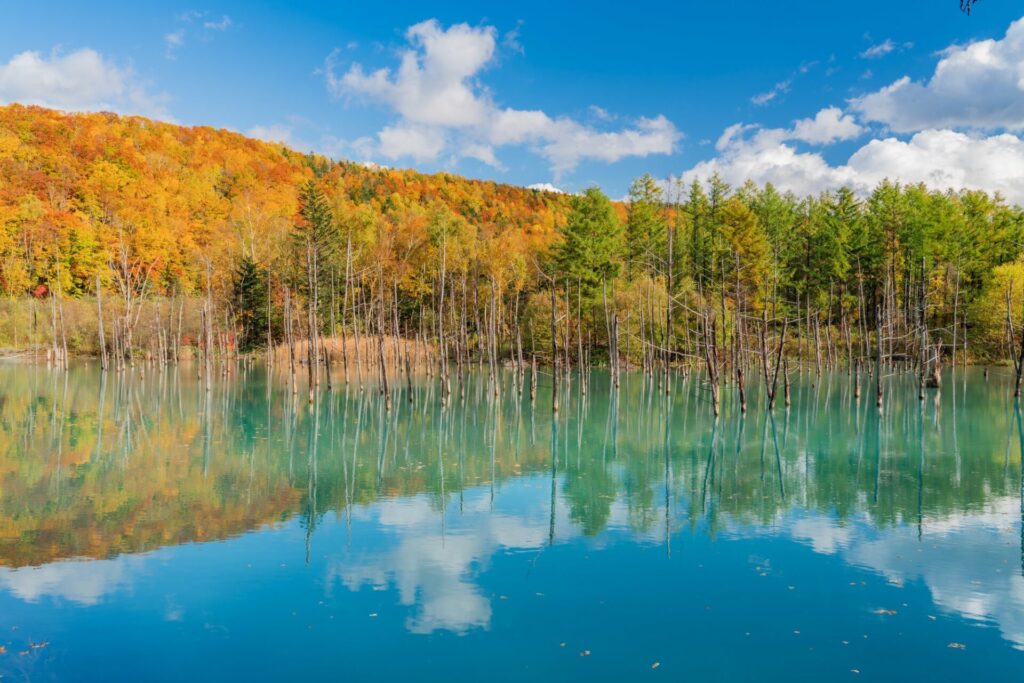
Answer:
[555,187,623,296]
[233,254,270,353]
[625,174,667,279]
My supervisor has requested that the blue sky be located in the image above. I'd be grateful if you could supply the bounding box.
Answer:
[2,1,1024,200]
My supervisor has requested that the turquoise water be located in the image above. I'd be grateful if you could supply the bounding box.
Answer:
[0,364,1022,681]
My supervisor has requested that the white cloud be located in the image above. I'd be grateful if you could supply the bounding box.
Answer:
[527,182,565,194]
[751,78,792,106]
[203,16,232,31]
[860,39,896,59]
[164,13,232,59]
[852,17,1024,132]
[0,48,170,119]
[682,124,1024,203]
[248,123,301,147]
[683,127,854,198]
[789,106,864,145]
[461,142,502,168]
[333,20,495,128]
[536,115,678,175]
[377,124,446,162]
[325,19,679,176]
[846,129,1024,200]
[164,29,185,57]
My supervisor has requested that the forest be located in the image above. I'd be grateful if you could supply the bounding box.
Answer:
[3,104,1024,410]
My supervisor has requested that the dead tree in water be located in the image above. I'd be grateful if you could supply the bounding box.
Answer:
[760,311,788,410]
[875,303,884,409]
[550,283,559,413]
[377,280,391,412]
[203,261,214,391]
[1009,283,1024,399]
[701,309,720,417]
[284,286,298,392]
[110,230,154,370]
[96,273,108,371]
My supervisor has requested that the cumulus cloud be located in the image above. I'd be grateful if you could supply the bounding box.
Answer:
[852,17,1024,132]
[527,182,566,194]
[682,124,1024,203]
[789,106,864,145]
[682,15,1024,204]
[0,48,170,119]
[325,19,679,176]
[377,124,447,162]
[333,20,496,129]
[248,123,304,148]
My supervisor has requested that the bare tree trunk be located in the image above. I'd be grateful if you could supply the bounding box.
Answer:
[876,303,884,409]
[550,284,559,414]
[96,273,108,371]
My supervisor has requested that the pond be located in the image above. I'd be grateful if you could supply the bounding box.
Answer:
[0,363,1021,681]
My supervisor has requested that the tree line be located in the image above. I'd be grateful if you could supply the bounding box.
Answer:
[4,105,1024,412]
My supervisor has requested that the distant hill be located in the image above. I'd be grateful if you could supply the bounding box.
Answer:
[0,104,570,297]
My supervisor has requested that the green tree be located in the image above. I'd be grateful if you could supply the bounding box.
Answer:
[294,180,341,329]
[232,254,270,352]
[555,187,623,295]
[626,174,666,279]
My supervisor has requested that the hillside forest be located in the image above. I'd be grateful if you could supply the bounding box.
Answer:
[3,104,1024,410]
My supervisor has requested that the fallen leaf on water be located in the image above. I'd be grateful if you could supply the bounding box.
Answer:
[947,642,966,650]
[0,646,5,654]
[580,650,591,657]
[651,662,660,669]
[872,609,897,616]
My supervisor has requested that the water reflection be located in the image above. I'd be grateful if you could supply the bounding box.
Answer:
[0,363,1021,653]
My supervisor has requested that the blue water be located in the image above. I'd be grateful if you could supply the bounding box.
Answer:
[0,365,1021,681]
